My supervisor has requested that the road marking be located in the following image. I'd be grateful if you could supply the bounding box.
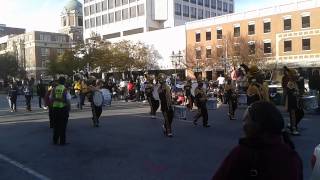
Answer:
[0,153,50,180]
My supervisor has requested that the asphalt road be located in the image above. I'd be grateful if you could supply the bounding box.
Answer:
[0,101,319,180]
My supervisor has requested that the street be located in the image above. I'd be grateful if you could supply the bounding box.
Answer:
[0,99,319,180]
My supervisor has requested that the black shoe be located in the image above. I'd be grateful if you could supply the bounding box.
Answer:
[203,124,211,128]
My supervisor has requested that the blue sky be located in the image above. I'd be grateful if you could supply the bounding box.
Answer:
[0,0,296,32]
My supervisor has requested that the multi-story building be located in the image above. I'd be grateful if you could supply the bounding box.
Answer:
[0,24,25,38]
[185,0,320,79]
[83,0,234,41]
[0,32,71,80]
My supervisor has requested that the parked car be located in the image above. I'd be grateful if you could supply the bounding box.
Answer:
[310,144,320,180]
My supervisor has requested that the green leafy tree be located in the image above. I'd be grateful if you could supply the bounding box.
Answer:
[0,53,26,80]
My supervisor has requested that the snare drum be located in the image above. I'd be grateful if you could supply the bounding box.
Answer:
[207,98,217,110]
[93,91,104,107]
[173,105,187,120]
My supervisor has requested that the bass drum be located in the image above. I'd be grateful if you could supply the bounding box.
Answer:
[93,91,104,107]
[100,88,112,106]
[191,82,198,97]
[152,84,160,101]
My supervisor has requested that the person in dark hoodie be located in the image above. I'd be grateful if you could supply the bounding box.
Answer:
[212,101,303,180]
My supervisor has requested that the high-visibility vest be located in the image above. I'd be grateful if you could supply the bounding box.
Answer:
[53,85,66,108]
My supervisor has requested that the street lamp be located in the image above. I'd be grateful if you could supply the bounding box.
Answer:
[171,50,183,85]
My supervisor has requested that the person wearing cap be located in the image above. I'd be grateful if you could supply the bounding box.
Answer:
[212,101,303,180]
[246,65,269,105]
[193,80,210,127]
[158,73,174,137]
[51,77,70,145]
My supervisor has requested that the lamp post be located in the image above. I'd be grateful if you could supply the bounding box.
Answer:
[171,50,183,85]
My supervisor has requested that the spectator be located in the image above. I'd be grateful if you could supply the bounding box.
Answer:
[217,74,225,88]
[8,82,18,112]
[212,101,303,180]
[24,80,33,111]
[37,80,47,109]
[309,70,320,96]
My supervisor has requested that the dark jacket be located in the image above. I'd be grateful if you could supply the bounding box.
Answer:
[8,86,18,99]
[37,83,46,97]
[212,137,303,180]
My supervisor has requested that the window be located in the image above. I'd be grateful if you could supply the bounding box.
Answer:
[130,6,136,18]
[115,0,121,7]
[90,5,96,15]
[284,40,292,52]
[205,0,210,7]
[217,0,222,10]
[175,3,182,16]
[183,0,189,2]
[264,42,271,53]
[108,12,114,23]
[196,32,201,42]
[122,0,128,5]
[211,0,216,9]
[234,44,240,56]
[196,49,201,59]
[129,0,135,2]
[40,48,49,56]
[229,4,233,13]
[137,4,144,16]
[102,1,107,11]
[96,2,102,13]
[85,19,90,29]
[248,24,255,35]
[234,27,240,37]
[216,46,223,57]
[217,29,222,39]
[206,31,211,41]
[211,12,216,17]
[122,8,129,20]
[264,22,271,33]
[96,16,102,26]
[302,16,310,28]
[249,42,255,55]
[90,18,96,27]
[198,9,203,19]
[190,0,196,4]
[84,7,90,16]
[57,49,64,55]
[183,5,189,17]
[102,14,108,25]
[115,10,121,22]
[78,17,83,26]
[191,7,197,18]
[302,38,311,50]
[206,48,212,58]
[198,0,203,6]
[223,2,228,12]
[205,11,210,18]
[284,19,292,31]
[108,0,114,9]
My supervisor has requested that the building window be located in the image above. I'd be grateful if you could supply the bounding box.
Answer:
[217,0,222,10]
[206,31,211,41]
[78,17,83,26]
[183,5,189,17]
[211,0,216,9]
[84,7,90,16]
[284,19,292,31]
[102,1,107,11]
[302,38,311,50]
[57,49,64,55]
[96,16,102,26]
[205,0,210,7]
[90,18,96,27]
[205,11,210,18]
[129,0,135,2]
[196,32,201,42]
[130,6,136,18]
[229,4,233,13]
[137,4,144,16]
[191,7,197,18]
[198,0,203,6]
[302,16,310,28]
[223,2,228,12]
[115,0,121,7]
[122,0,128,5]
[264,22,271,33]
[248,24,255,35]
[40,48,49,56]
[264,42,272,54]
[122,8,129,20]
[234,27,240,37]
[96,2,102,13]
[211,12,216,17]
[102,14,108,25]
[217,29,222,39]
[206,48,212,58]
[175,3,182,16]
[198,9,203,19]
[190,0,196,4]
[85,19,90,29]
[108,12,114,23]
[196,49,201,59]
[234,44,240,56]
[284,40,292,52]
[90,4,95,15]
[115,10,121,22]
[249,42,255,55]
[108,0,114,9]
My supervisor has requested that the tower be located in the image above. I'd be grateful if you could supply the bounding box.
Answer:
[59,0,83,45]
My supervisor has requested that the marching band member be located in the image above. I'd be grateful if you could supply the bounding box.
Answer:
[158,73,174,137]
[225,79,237,120]
[88,79,103,127]
[193,80,210,127]
[145,76,159,119]
[184,79,193,110]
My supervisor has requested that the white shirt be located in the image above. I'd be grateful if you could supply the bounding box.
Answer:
[217,77,225,85]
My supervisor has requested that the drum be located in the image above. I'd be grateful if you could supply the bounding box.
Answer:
[302,96,318,111]
[238,94,247,106]
[207,98,217,110]
[100,89,112,106]
[173,105,187,120]
[93,91,104,107]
